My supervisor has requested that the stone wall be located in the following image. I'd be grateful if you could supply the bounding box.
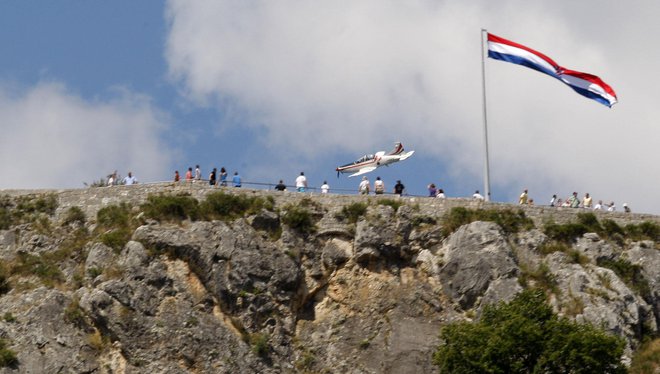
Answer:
[3,182,657,227]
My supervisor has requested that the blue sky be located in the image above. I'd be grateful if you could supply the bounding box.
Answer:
[1,1,659,213]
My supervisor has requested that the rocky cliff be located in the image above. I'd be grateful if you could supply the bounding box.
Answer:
[0,184,658,373]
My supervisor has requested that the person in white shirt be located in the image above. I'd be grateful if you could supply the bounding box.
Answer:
[321,181,329,194]
[607,201,616,212]
[123,172,137,185]
[473,190,484,200]
[436,189,446,199]
[295,172,308,192]
[593,200,603,210]
[374,177,385,195]
[358,176,370,195]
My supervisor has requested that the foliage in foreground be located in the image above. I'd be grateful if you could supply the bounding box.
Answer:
[442,207,535,236]
[434,289,626,374]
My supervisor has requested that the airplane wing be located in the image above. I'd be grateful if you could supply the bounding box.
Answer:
[349,166,378,177]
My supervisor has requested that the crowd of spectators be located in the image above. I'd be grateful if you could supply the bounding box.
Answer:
[105,167,633,213]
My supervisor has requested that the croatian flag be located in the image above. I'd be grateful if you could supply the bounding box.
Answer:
[487,33,618,107]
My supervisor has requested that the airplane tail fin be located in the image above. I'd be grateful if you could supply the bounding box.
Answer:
[387,142,404,155]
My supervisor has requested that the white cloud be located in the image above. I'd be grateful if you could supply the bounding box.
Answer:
[0,81,171,189]
[165,0,660,213]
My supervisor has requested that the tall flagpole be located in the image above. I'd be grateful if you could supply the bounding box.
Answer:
[480,28,491,201]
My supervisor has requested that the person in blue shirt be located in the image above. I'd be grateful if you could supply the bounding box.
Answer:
[219,167,228,186]
[232,171,242,187]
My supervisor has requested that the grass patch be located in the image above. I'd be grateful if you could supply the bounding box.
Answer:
[519,262,558,295]
[281,205,316,234]
[64,298,87,329]
[335,202,368,224]
[0,338,18,368]
[625,221,660,242]
[411,215,437,227]
[10,252,65,288]
[0,193,58,229]
[0,264,10,295]
[442,207,534,236]
[249,333,270,357]
[99,228,133,252]
[377,199,403,211]
[597,258,651,299]
[199,191,274,221]
[141,193,200,222]
[538,241,571,255]
[62,206,86,226]
[630,338,660,374]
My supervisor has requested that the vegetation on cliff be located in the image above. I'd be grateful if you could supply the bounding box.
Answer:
[434,289,626,373]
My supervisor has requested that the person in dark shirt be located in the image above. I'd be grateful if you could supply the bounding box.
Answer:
[275,180,287,191]
[394,180,405,195]
[209,168,217,186]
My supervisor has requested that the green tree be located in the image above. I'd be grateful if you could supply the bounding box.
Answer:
[434,289,626,373]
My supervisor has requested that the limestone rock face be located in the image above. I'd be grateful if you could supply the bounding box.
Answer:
[438,221,520,309]
[0,186,658,372]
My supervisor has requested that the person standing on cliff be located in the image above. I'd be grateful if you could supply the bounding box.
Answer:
[568,192,579,208]
[275,180,287,191]
[295,172,307,192]
[393,180,405,196]
[374,177,385,195]
[519,189,528,205]
[174,170,180,183]
[219,167,228,186]
[194,165,201,182]
[232,171,242,187]
[209,168,217,186]
[123,172,137,185]
[321,181,330,194]
[582,193,593,208]
[185,167,193,183]
[359,176,370,195]
[473,190,484,200]
[428,183,437,197]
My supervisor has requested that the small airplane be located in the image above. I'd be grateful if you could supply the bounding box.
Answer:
[336,142,415,177]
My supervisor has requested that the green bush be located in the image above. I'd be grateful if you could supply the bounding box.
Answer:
[625,221,660,242]
[434,289,626,373]
[200,191,274,221]
[0,339,18,368]
[377,199,403,211]
[249,333,270,357]
[99,228,133,252]
[141,194,200,222]
[10,252,65,288]
[15,194,58,216]
[0,264,10,295]
[62,206,86,226]
[597,258,651,299]
[442,207,534,236]
[0,206,11,230]
[335,202,368,224]
[538,241,571,255]
[544,222,589,243]
[518,263,558,294]
[0,193,58,229]
[96,203,132,229]
[281,206,315,234]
